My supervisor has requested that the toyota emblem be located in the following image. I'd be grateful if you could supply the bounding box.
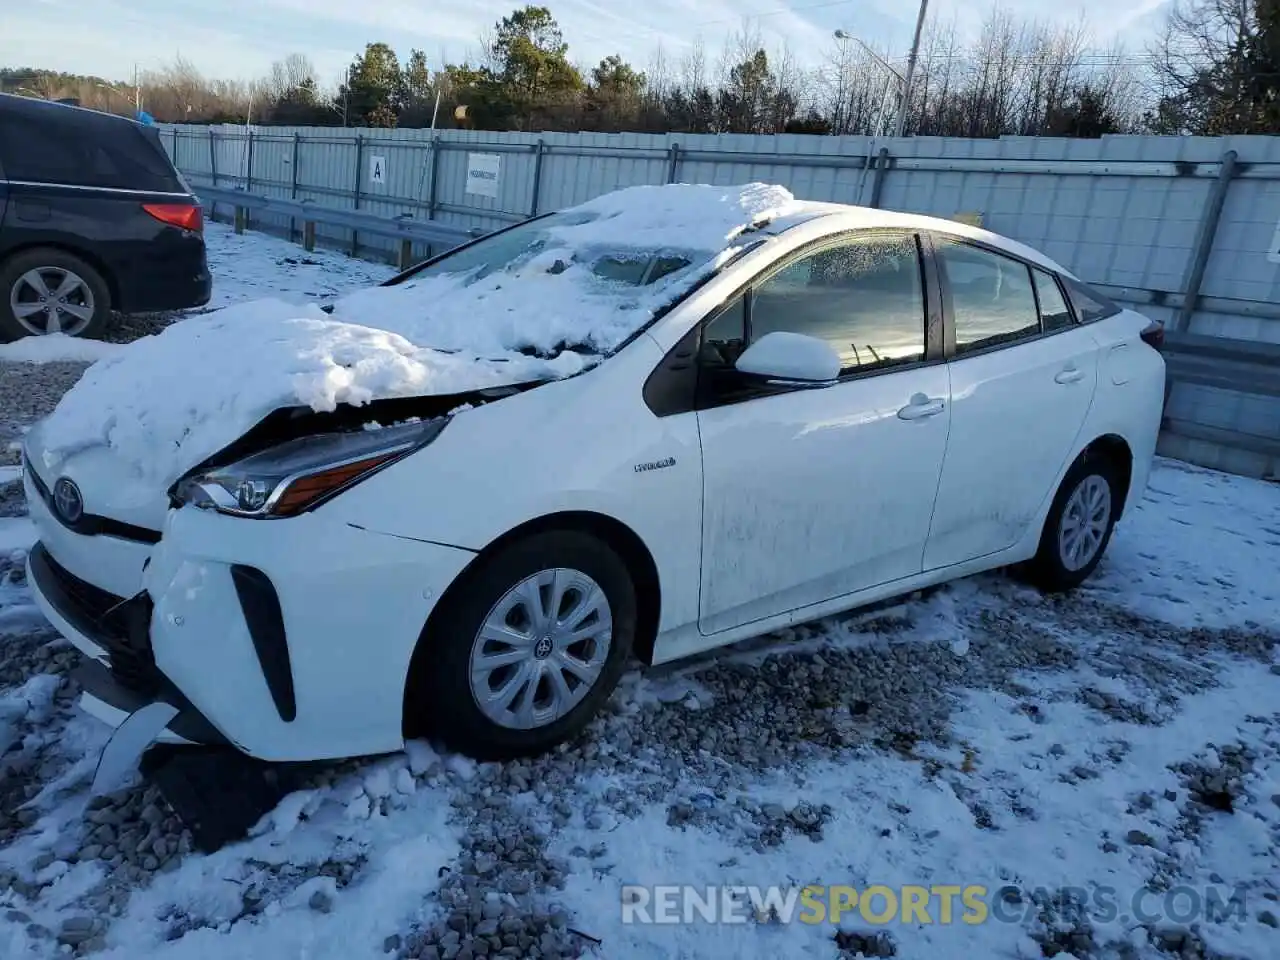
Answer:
[53,477,84,524]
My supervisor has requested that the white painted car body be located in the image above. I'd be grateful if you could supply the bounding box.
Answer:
[23,199,1166,764]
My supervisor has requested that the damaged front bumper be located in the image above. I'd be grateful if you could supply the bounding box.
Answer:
[26,542,227,791]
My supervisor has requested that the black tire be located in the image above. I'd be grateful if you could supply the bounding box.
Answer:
[0,247,112,342]
[405,529,637,760]
[1021,454,1121,593]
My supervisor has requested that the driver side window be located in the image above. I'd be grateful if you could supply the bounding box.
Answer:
[751,232,927,373]
[696,232,928,408]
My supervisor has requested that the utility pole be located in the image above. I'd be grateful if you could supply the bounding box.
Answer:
[342,64,350,127]
[133,62,140,114]
[892,0,929,139]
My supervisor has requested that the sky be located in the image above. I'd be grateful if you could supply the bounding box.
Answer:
[2,0,1174,89]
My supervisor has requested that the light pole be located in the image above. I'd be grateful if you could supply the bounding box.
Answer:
[834,0,929,139]
[833,30,905,137]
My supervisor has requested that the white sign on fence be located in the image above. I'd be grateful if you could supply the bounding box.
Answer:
[1268,218,1280,265]
[369,155,386,185]
[465,153,501,198]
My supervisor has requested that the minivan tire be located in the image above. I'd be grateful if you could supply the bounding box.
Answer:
[405,529,637,760]
[0,247,112,342]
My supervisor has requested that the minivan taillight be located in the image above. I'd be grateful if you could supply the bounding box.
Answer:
[1140,319,1165,350]
[143,203,203,233]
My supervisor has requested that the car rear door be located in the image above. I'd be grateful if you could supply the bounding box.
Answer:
[922,234,1101,571]
[694,229,951,636]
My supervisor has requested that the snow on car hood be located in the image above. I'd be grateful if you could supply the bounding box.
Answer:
[36,183,800,497]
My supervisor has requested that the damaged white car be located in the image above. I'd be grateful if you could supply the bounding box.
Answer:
[21,183,1166,780]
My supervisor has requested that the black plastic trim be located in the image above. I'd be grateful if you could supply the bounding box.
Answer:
[642,323,700,417]
[24,456,162,544]
[230,565,297,723]
[918,232,949,361]
[28,542,226,745]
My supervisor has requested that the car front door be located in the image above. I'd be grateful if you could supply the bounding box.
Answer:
[922,236,1100,571]
[696,230,951,636]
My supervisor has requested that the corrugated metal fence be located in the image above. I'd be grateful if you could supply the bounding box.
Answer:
[159,124,1280,480]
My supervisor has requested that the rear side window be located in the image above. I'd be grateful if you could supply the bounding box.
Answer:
[1033,269,1074,333]
[1061,276,1121,323]
[0,111,181,191]
[935,239,1040,354]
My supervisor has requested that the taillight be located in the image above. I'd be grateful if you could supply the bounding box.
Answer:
[142,203,203,233]
[1139,319,1165,350]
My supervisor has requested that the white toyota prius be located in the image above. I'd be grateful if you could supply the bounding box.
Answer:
[21,182,1166,779]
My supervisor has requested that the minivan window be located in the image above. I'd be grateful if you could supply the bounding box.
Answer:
[0,112,179,191]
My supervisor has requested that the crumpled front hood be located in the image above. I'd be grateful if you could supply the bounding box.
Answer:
[35,299,584,509]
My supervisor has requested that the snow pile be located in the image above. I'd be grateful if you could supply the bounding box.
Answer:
[34,299,578,488]
[37,183,798,489]
[0,334,124,364]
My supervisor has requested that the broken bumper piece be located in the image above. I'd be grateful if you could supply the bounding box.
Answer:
[26,541,229,790]
[73,657,227,795]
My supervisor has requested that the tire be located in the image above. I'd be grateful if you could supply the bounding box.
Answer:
[1021,454,1121,593]
[0,247,112,342]
[405,529,637,760]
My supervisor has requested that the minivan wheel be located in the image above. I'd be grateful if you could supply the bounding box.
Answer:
[406,530,636,760]
[0,248,112,341]
[1022,455,1120,593]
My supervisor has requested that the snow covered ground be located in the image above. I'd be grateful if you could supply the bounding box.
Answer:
[1,223,1279,960]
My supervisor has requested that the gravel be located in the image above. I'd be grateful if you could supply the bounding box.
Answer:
[0,358,91,457]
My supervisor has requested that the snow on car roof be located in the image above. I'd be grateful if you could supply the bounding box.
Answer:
[36,183,802,489]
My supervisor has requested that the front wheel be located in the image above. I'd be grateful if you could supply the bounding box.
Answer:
[1021,457,1120,593]
[405,530,637,760]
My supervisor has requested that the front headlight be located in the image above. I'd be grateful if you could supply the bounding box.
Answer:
[172,417,448,518]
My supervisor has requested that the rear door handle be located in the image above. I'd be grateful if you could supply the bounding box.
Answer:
[1055,367,1084,384]
[897,394,946,420]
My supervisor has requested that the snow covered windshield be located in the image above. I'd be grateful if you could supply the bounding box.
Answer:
[36,183,801,492]
[398,210,693,292]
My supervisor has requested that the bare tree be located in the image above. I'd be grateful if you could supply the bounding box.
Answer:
[1147,0,1261,133]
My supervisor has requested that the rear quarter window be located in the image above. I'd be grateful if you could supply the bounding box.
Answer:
[1061,276,1122,323]
[0,109,181,192]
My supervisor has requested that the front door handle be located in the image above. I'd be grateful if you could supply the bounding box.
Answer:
[1055,366,1084,384]
[897,394,946,420]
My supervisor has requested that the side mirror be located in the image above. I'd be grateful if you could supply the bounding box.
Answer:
[734,331,841,385]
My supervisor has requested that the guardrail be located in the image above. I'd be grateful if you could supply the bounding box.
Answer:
[194,184,482,268]
[1159,332,1280,459]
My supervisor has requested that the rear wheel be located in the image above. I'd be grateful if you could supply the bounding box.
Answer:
[0,248,111,341]
[1021,455,1120,592]
[405,530,636,760]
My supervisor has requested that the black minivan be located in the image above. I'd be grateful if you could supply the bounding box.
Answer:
[0,94,210,341]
